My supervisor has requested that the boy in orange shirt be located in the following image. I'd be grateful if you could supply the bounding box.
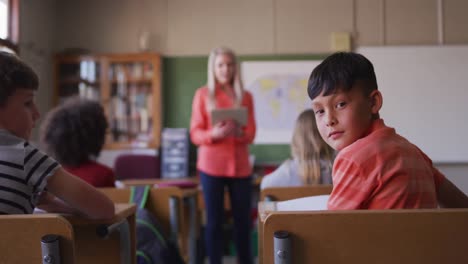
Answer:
[308,52,468,209]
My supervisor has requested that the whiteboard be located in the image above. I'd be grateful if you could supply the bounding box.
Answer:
[356,46,468,163]
[241,61,321,144]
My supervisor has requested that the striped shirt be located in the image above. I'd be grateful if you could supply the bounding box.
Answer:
[328,119,444,210]
[0,130,60,214]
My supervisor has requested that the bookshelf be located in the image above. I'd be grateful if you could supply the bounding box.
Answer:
[54,52,161,150]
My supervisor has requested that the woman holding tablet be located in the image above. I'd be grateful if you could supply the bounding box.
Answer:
[190,46,256,264]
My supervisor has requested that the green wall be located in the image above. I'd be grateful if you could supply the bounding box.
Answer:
[162,54,328,165]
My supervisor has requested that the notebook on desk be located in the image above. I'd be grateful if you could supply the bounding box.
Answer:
[210,107,247,126]
[275,195,329,211]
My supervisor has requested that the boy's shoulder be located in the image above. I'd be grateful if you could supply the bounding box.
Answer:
[338,119,426,171]
[338,120,403,163]
[0,130,24,146]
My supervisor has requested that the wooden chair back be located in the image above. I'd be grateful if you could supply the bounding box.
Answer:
[0,214,75,264]
[68,203,136,264]
[261,209,468,264]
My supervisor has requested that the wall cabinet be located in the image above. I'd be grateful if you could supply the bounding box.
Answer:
[54,52,161,149]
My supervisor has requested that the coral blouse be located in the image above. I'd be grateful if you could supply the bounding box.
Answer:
[190,86,256,178]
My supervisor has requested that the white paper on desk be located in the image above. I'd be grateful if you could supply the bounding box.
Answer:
[114,180,125,189]
[33,208,47,214]
[276,195,329,211]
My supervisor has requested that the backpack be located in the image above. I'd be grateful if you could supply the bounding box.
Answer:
[130,185,186,264]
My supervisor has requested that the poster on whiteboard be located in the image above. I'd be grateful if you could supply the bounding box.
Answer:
[241,60,322,144]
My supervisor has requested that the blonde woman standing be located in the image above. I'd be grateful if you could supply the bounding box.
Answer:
[190,47,256,264]
[261,109,334,189]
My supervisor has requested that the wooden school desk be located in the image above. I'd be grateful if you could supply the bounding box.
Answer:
[119,176,262,210]
[100,187,198,264]
[258,205,468,264]
[65,203,137,264]
[117,177,198,187]
[118,177,228,211]
[119,176,263,262]
[0,203,136,264]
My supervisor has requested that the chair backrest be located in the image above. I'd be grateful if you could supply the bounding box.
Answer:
[0,214,75,264]
[260,185,333,201]
[261,209,468,264]
[114,154,160,180]
[68,203,136,264]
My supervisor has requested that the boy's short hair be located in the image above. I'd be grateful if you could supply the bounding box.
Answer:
[308,52,378,100]
[0,51,39,106]
[40,97,108,167]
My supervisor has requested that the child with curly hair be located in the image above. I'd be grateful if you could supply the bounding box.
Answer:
[41,96,115,187]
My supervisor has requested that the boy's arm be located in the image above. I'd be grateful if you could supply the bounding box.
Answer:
[437,178,468,208]
[36,191,79,215]
[44,168,115,219]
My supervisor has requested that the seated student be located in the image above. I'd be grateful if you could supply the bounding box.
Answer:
[260,109,334,189]
[0,51,114,218]
[40,97,115,187]
[307,51,468,209]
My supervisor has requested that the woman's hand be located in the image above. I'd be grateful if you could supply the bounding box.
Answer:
[211,119,238,140]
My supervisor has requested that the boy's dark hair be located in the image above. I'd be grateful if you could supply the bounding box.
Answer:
[308,52,378,100]
[0,51,39,106]
[40,97,108,167]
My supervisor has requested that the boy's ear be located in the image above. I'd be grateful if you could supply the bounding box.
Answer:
[369,90,383,114]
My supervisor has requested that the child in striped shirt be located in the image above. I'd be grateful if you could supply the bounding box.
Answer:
[0,51,114,219]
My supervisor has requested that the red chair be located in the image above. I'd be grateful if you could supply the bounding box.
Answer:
[114,154,161,180]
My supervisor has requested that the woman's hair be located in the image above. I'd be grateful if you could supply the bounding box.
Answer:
[40,96,108,167]
[291,109,334,184]
[206,46,244,110]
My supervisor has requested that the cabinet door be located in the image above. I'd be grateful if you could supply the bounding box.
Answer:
[54,56,102,104]
[104,53,161,149]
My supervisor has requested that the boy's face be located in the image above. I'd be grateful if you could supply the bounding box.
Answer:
[311,84,381,151]
[0,89,40,140]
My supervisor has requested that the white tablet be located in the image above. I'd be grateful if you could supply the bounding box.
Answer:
[210,107,247,126]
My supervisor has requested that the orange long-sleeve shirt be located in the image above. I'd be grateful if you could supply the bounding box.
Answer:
[328,119,445,210]
[190,86,256,178]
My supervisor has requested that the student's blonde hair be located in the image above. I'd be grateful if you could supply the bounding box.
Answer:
[291,109,334,184]
[206,46,244,110]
